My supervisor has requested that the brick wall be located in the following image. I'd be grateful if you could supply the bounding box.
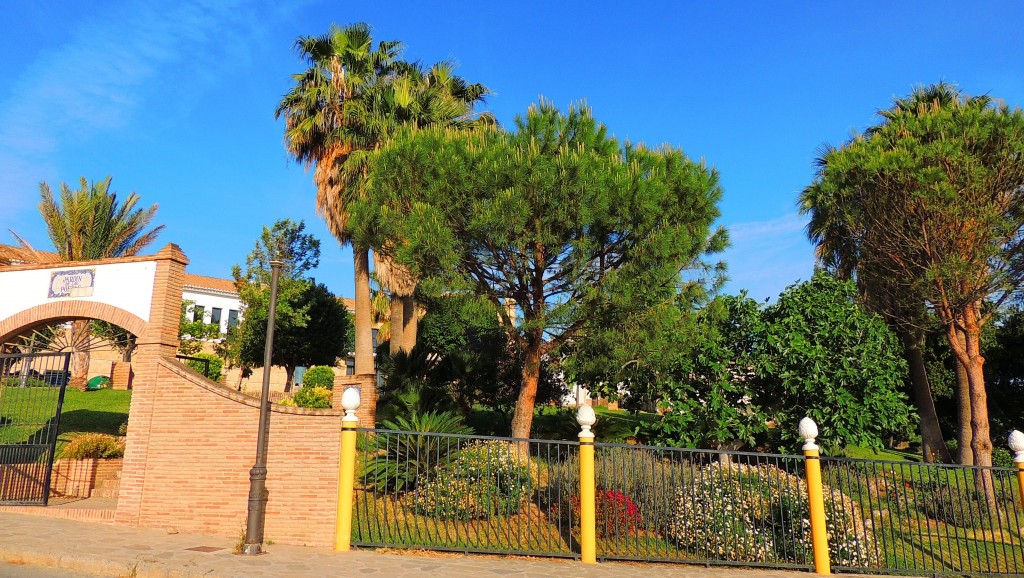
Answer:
[116,357,342,547]
[49,458,122,498]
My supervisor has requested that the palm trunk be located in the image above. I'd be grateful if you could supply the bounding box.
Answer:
[70,320,91,391]
[953,326,973,466]
[401,294,417,352]
[898,328,950,463]
[389,296,404,356]
[354,247,374,375]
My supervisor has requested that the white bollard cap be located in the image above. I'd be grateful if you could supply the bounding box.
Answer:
[577,404,596,438]
[341,387,360,423]
[799,417,819,451]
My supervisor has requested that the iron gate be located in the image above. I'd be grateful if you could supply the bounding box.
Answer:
[0,352,72,505]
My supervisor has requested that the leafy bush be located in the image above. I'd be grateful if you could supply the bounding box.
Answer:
[668,463,878,566]
[362,411,473,492]
[548,447,685,531]
[992,447,1014,469]
[570,489,643,537]
[916,484,1007,529]
[303,366,335,389]
[117,421,128,436]
[186,353,223,381]
[276,396,296,407]
[293,386,332,408]
[61,433,125,459]
[411,441,534,520]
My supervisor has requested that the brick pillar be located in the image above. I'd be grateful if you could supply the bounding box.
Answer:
[110,361,133,390]
[332,374,377,428]
[116,244,188,526]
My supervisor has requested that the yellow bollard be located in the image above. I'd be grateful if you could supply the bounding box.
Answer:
[335,387,361,552]
[799,417,831,575]
[577,404,597,564]
[1009,431,1024,511]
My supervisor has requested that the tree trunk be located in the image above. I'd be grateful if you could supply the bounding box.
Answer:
[389,295,404,356]
[401,295,417,353]
[70,319,91,391]
[946,306,995,509]
[354,247,374,375]
[953,327,974,465]
[898,328,951,463]
[511,338,542,441]
[284,365,295,393]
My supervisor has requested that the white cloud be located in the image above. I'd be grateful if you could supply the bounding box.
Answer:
[720,212,816,302]
[0,0,297,219]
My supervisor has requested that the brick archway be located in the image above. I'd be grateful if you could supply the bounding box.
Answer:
[0,301,148,345]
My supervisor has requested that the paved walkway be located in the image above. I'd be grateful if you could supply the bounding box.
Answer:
[0,511,856,578]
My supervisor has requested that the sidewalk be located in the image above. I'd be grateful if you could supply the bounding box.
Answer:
[0,511,843,578]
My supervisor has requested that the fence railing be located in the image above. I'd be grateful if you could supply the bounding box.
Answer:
[334,392,1024,576]
[353,429,581,557]
[820,456,1024,576]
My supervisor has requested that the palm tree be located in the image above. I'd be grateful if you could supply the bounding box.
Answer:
[277,26,492,375]
[26,176,163,388]
[275,23,402,376]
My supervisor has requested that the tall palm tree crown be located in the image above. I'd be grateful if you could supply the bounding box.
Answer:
[276,22,492,373]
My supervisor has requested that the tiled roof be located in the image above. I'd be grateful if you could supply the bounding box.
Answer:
[0,244,61,266]
[183,273,238,294]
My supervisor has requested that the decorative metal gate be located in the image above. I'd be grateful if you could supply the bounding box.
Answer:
[0,352,72,505]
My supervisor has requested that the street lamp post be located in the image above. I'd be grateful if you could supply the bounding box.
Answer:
[244,259,284,556]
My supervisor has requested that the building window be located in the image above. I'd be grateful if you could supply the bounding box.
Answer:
[345,358,355,375]
[228,309,239,329]
[210,307,222,325]
[193,305,205,323]
[372,328,379,348]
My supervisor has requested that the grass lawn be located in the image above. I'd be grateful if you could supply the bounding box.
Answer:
[0,386,131,456]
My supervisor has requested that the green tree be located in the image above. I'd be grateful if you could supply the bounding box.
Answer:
[805,83,1024,490]
[177,300,221,356]
[756,272,913,453]
[18,176,163,389]
[358,101,727,438]
[230,220,348,390]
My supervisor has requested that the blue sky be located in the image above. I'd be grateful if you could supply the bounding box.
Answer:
[2,1,1022,301]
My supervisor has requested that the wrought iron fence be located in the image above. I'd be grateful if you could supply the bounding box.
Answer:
[353,429,580,557]
[820,456,1024,576]
[0,352,72,505]
[351,425,1024,575]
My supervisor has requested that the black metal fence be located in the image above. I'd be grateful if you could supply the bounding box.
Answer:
[820,456,1024,576]
[175,355,212,379]
[353,429,580,557]
[0,352,72,505]
[352,427,1024,575]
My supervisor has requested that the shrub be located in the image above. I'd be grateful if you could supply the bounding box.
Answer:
[668,463,879,566]
[992,447,1014,469]
[61,433,125,459]
[293,386,332,408]
[362,411,473,492]
[411,440,534,520]
[570,489,643,537]
[186,353,223,381]
[302,366,335,389]
[548,447,685,532]
[916,484,1006,529]
[276,396,297,407]
[117,421,128,436]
